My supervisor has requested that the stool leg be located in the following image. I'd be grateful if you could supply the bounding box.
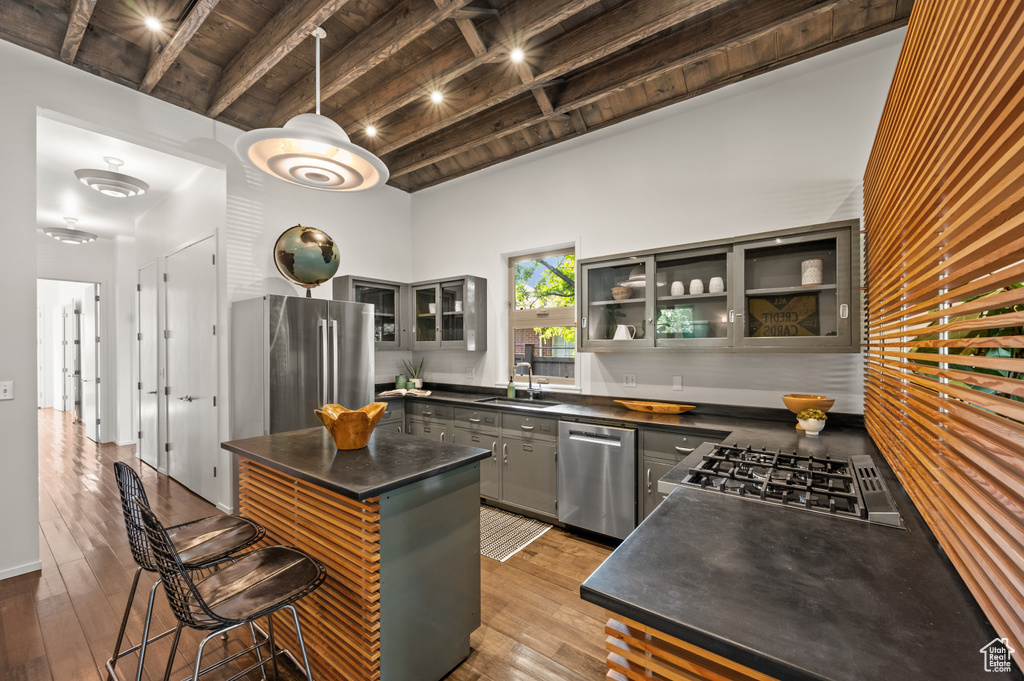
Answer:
[110,566,142,674]
[162,623,182,681]
[285,605,315,681]
[249,621,267,681]
[135,579,162,681]
[267,613,279,680]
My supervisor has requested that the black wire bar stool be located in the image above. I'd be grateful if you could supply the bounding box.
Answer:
[137,501,327,681]
[110,462,266,681]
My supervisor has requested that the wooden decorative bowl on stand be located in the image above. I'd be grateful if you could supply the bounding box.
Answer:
[781,394,835,430]
[315,402,388,450]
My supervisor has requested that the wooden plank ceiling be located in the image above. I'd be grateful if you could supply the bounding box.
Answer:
[2,0,912,192]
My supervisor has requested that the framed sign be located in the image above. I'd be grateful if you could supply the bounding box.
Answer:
[747,294,819,337]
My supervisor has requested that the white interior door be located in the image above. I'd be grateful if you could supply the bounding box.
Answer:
[64,302,79,413]
[37,307,45,408]
[81,285,100,442]
[138,264,159,468]
[165,237,218,502]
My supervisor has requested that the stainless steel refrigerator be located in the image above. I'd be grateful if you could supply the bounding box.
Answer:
[230,294,375,439]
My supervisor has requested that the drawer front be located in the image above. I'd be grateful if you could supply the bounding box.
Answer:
[454,407,500,434]
[502,438,557,515]
[640,458,678,520]
[378,402,405,423]
[642,427,728,462]
[501,413,557,441]
[407,418,448,442]
[411,401,451,422]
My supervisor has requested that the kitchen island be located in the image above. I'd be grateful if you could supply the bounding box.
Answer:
[222,428,490,681]
[581,428,1022,681]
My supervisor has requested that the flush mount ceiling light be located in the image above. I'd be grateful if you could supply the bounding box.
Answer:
[74,156,150,198]
[235,28,388,192]
[45,217,97,244]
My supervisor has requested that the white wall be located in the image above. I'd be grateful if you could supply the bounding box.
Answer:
[410,29,907,414]
[0,37,412,576]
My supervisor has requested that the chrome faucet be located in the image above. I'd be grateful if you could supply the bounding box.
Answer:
[515,362,542,399]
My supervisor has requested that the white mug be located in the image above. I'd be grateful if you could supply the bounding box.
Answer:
[689,279,704,295]
[801,258,824,286]
[708,276,725,294]
[428,303,436,313]
[613,324,636,340]
[454,300,463,312]
[670,281,685,296]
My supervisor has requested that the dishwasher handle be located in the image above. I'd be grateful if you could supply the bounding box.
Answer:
[568,433,623,447]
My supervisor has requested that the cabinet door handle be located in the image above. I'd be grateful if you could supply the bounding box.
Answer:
[397,426,402,433]
[674,446,694,454]
[469,417,481,423]
[728,310,735,323]
[441,430,445,442]
[492,441,498,461]
[503,443,508,464]
[520,425,534,431]
[648,316,653,323]
[422,410,432,416]
[581,316,587,329]
[647,468,652,493]
[840,303,849,319]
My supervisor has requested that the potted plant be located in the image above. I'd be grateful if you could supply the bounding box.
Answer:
[797,408,827,436]
[403,358,425,389]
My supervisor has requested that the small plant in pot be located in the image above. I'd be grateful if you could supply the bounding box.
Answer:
[403,359,425,389]
[797,408,827,436]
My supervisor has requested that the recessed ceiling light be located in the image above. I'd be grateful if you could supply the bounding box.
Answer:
[510,48,525,63]
[45,217,97,245]
[430,90,443,104]
[74,157,150,198]
[365,125,377,137]
[235,28,388,192]
[144,16,162,31]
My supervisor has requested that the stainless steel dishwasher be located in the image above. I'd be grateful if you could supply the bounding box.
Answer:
[557,422,637,540]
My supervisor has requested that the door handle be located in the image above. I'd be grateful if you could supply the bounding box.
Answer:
[581,316,587,329]
[422,410,432,416]
[568,434,622,447]
[492,441,498,461]
[331,320,340,402]
[503,443,508,464]
[469,417,481,423]
[647,468,652,493]
[320,320,329,405]
[520,425,534,431]
[147,390,157,395]
[441,429,445,442]
[840,303,849,319]
[674,446,694,454]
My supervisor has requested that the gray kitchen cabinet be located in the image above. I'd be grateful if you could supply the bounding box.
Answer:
[501,437,557,516]
[406,401,453,442]
[411,275,487,351]
[638,426,728,521]
[577,220,860,353]
[333,276,409,349]
[377,401,405,434]
[453,429,501,499]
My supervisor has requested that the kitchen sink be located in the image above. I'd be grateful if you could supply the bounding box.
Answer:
[474,396,561,409]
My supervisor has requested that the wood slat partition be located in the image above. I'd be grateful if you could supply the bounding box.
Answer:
[238,458,382,681]
[863,0,1024,664]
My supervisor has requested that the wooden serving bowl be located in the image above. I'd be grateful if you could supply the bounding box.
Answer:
[611,286,632,300]
[781,394,835,414]
[315,402,388,450]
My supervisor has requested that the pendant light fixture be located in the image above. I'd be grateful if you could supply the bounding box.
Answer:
[235,28,388,192]
[74,156,150,198]
[45,217,97,244]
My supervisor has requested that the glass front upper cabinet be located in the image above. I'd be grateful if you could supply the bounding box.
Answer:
[411,276,487,351]
[332,276,406,349]
[654,248,732,348]
[440,281,465,343]
[732,228,852,349]
[413,284,438,345]
[580,256,655,349]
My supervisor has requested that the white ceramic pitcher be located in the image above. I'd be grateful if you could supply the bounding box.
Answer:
[613,324,636,340]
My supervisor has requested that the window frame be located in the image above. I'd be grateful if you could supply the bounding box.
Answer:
[508,247,577,387]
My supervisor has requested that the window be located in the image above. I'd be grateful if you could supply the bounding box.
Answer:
[509,248,576,385]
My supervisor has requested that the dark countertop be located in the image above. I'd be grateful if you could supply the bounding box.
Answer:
[222,428,490,501]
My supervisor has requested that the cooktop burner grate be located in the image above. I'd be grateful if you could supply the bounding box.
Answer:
[683,443,902,526]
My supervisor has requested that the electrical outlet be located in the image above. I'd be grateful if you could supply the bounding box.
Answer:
[623,373,637,388]
[465,367,475,379]
[673,375,683,391]
[0,381,14,400]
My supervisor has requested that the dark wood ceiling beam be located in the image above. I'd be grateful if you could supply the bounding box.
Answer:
[452,7,500,20]
[206,0,351,118]
[375,0,735,155]
[330,0,602,132]
[270,0,474,126]
[139,0,221,94]
[59,0,98,64]
[383,0,864,177]
[454,17,488,57]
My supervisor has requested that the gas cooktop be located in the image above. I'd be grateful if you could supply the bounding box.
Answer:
[679,443,903,528]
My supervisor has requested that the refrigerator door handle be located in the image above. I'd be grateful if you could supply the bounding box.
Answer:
[320,320,329,405]
[331,320,340,404]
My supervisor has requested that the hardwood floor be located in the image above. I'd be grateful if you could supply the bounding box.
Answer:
[1,409,612,681]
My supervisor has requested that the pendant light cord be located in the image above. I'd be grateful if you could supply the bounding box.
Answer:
[314,28,323,116]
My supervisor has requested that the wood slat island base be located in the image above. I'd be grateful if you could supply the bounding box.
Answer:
[228,428,488,681]
[604,614,780,681]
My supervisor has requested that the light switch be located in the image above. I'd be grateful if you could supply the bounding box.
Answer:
[623,373,637,388]
[0,381,14,400]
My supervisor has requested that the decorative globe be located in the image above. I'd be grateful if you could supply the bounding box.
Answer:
[273,225,340,290]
